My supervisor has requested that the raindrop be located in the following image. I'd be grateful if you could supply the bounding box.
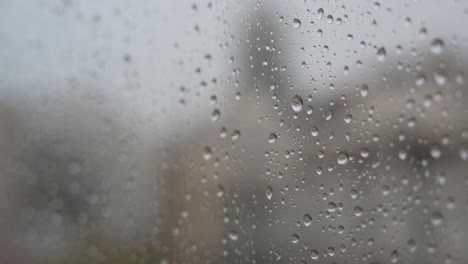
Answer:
[344,114,353,124]
[291,95,304,112]
[431,211,443,226]
[310,250,319,260]
[228,230,238,241]
[398,150,408,160]
[354,206,363,217]
[293,18,302,29]
[360,84,369,97]
[337,152,349,165]
[344,66,349,75]
[265,185,273,200]
[360,148,370,158]
[434,71,447,86]
[268,133,277,143]
[210,95,217,105]
[303,214,312,226]
[317,8,324,19]
[408,239,417,252]
[311,127,319,137]
[460,147,468,160]
[415,74,426,87]
[291,234,300,244]
[376,47,386,61]
[211,109,220,121]
[419,27,427,38]
[430,38,444,54]
[391,250,399,263]
[231,130,241,140]
[430,144,441,159]
[203,146,213,160]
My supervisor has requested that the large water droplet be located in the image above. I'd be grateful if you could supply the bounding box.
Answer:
[231,130,241,140]
[360,148,370,158]
[310,249,319,260]
[376,47,386,61]
[293,18,302,29]
[265,185,273,200]
[291,95,304,112]
[203,146,213,160]
[353,206,363,217]
[317,8,324,19]
[430,38,444,54]
[311,126,319,137]
[391,249,399,263]
[211,109,220,121]
[360,84,369,97]
[460,147,468,160]
[337,152,349,165]
[268,133,277,143]
[228,230,238,241]
[430,144,441,159]
[431,211,443,226]
[291,234,300,243]
[303,214,312,226]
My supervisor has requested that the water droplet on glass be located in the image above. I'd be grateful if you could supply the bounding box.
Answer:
[203,146,213,160]
[391,249,399,263]
[408,239,417,252]
[291,234,300,243]
[419,27,427,38]
[344,114,352,124]
[291,95,304,112]
[430,144,441,159]
[231,130,241,140]
[310,249,319,260]
[416,74,427,87]
[268,133,277,143]
[360,84,369,97]
[293,18,302,29]
[344,65,349,75]
[265,185,273,200]
[430,38,444,54]
[303,214,312,226]
[228,230,238,241]
[311,127,319,137]
[434,71,447,86]
[211,109,220,121]
[360,148,370,158]
[317,8,324,19]
[431,211,443,226]
[460,147,468,161]
[376,47,386,61]
[337,152,349,165]
[353,206,363,217]
[398,150,408,160]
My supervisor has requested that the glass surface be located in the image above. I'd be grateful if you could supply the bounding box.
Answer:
[1,0,468,263]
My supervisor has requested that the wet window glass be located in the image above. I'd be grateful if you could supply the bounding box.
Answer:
[1,0,468,263]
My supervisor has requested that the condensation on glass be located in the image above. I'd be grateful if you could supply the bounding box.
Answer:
[0,0,467,263]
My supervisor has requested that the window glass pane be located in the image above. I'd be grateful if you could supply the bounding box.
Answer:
[0,0,467,263]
